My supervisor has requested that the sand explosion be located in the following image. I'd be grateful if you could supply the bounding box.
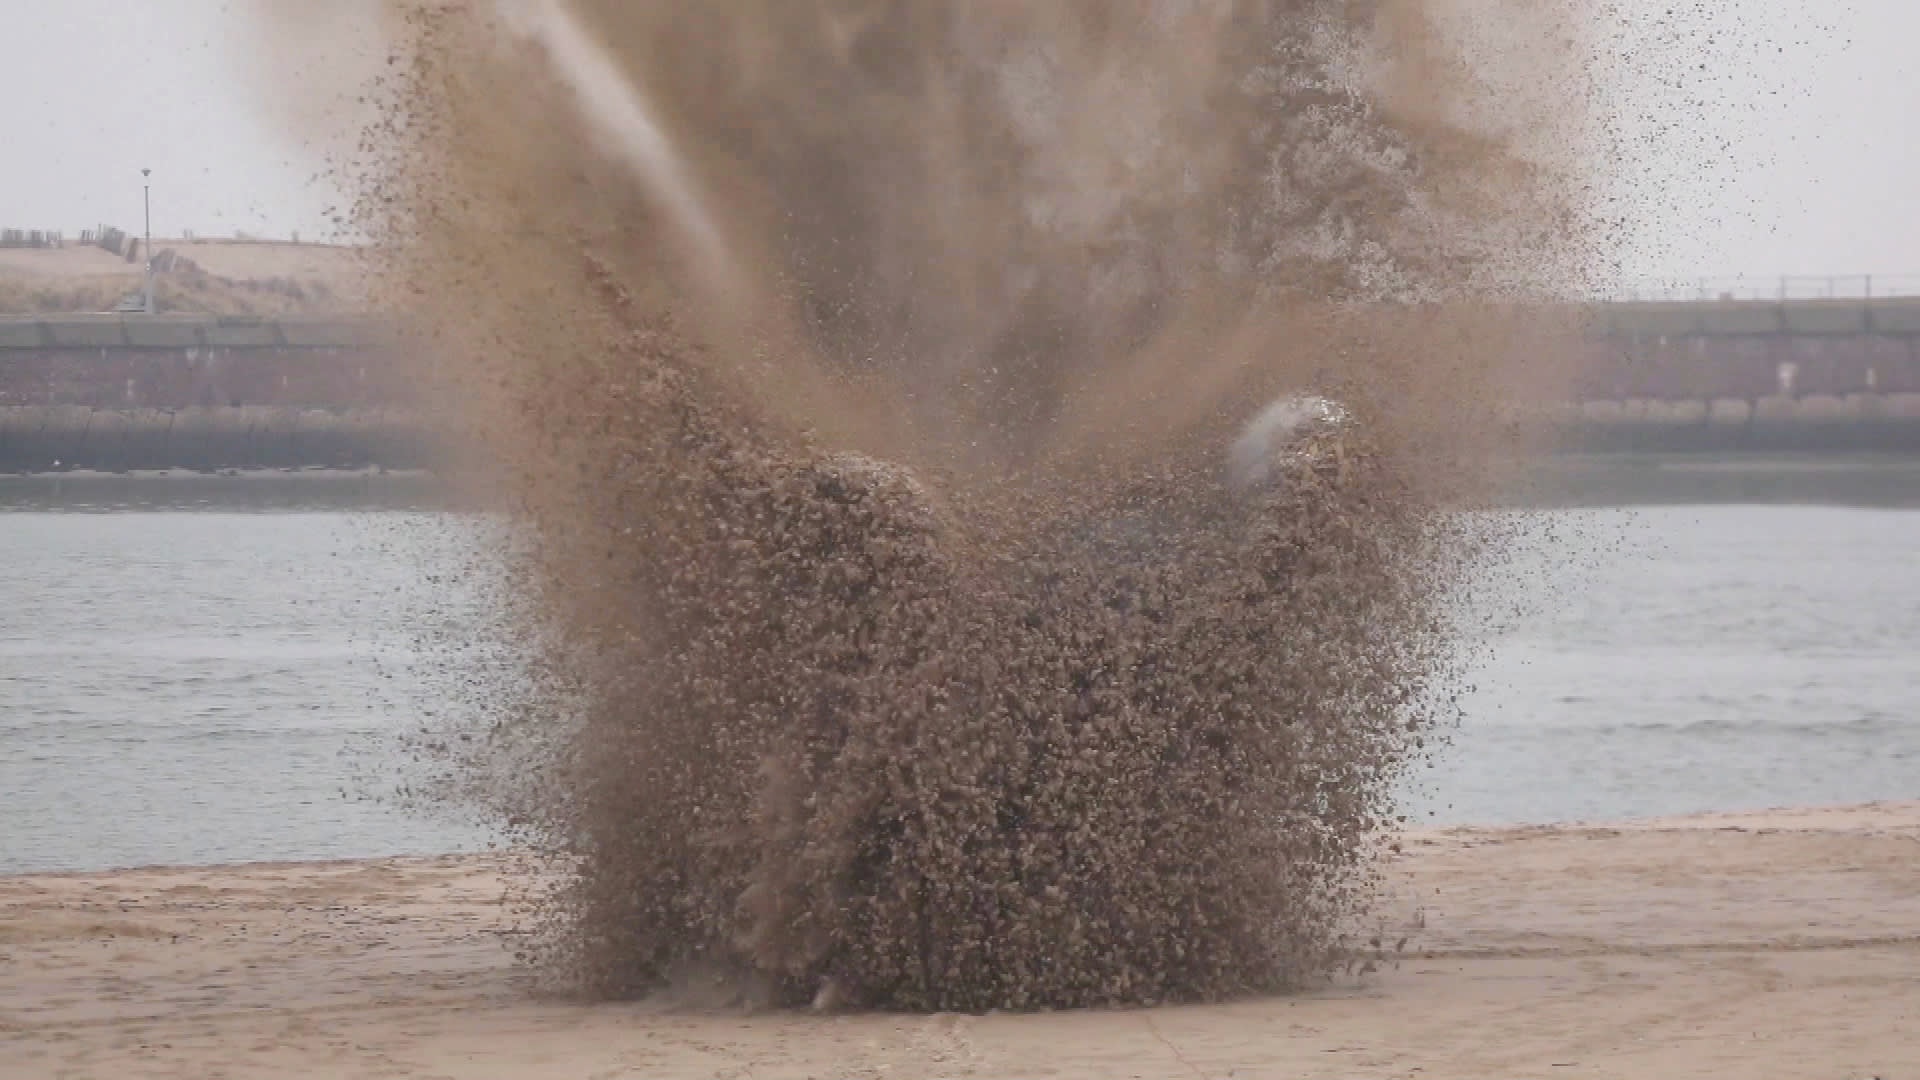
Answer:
[270,0,1600,1009]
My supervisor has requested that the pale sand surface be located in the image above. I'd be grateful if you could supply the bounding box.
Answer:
[3,802,1916,1079]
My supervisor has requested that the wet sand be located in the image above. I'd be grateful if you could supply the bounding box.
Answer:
[3,802,1916,1079]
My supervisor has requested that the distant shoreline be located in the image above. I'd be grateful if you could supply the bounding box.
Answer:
[0,467,455,512]
[1518,453,1920,508]
[6,456,1920,510]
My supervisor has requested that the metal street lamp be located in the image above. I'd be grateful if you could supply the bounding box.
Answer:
[141,168,153,315]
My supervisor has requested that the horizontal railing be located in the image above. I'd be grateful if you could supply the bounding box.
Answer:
[1605,274,1920,303]
[1594,296,1920,337]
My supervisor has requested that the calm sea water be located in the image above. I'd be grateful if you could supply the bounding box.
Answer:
[1413,503,1920,824]
[3,474,1917,873]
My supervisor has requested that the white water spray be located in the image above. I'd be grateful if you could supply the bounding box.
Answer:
[1228,394,1352,492]
[495,0,732,291]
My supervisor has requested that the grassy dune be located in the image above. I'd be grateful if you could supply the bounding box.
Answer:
[0,240,366,315]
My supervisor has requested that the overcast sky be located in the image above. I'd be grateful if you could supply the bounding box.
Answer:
[1,0,326,241]
[0,1,1915,285]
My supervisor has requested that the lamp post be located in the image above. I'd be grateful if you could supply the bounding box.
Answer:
[141,168,153,315]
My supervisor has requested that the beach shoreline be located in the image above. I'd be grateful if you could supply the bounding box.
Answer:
[4,801,1917,1079]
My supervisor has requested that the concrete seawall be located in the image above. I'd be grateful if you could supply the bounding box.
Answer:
[1578,298,1920,401]
[0,314,406,411]
[0,316,420,468]
[7,397,1920,472]
[11,302,1920,405]
[8,306,1920,468]
[0,313,387,351]
[1557,392,1920,453]
[0,407,432,472]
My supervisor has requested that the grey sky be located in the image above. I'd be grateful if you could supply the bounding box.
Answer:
[1596,0,1920,284]
[0,0,339,240]
[0,0,1914,283]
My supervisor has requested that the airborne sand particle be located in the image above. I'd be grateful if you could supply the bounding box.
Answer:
[489,0,734,292]
[254,0,1604,1011]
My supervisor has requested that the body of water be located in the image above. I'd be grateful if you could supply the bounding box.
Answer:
[1,489,494,874]
[3,476,1917,873]
[1416,504,1920,823]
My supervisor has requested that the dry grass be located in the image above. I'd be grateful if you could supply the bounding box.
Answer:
[0,240,367,315]
[0,269,356,316]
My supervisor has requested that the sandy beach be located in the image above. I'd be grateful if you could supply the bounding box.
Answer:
[3,801,1916,1079]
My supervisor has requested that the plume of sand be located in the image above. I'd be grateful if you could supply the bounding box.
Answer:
[249,0,1607,1009]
